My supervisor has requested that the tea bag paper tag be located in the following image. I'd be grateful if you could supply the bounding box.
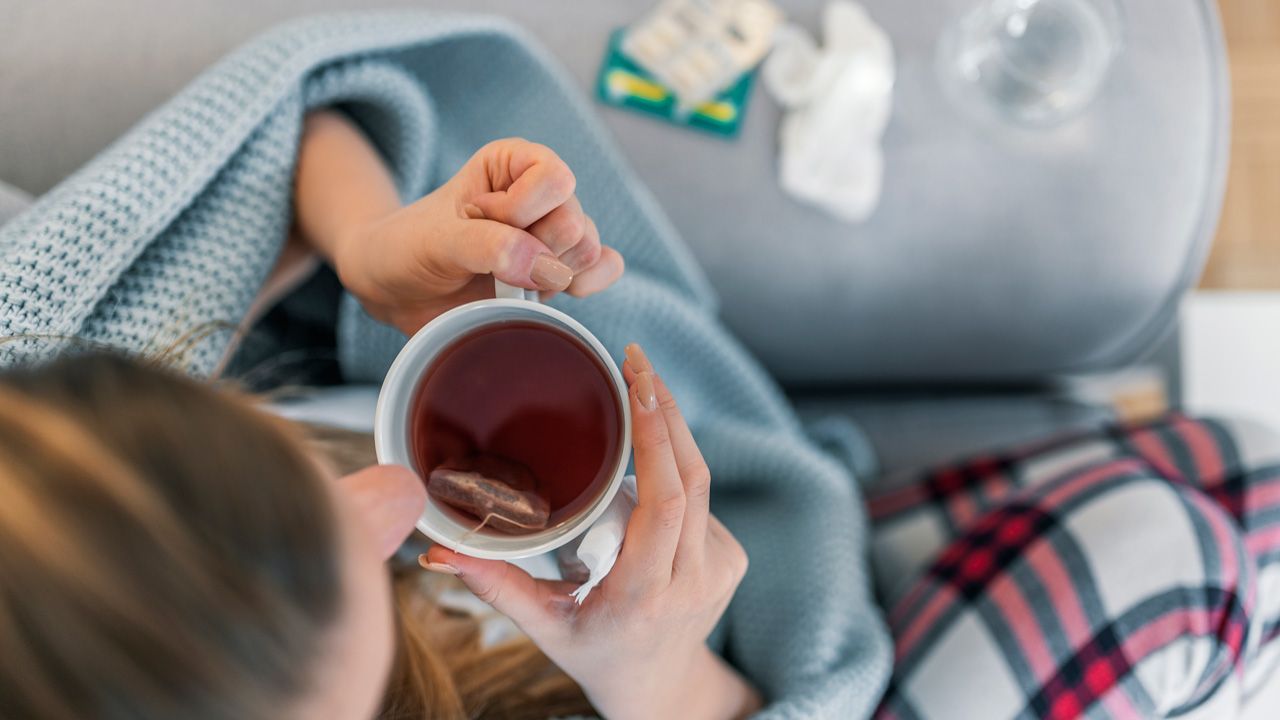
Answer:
[570,475,638,604]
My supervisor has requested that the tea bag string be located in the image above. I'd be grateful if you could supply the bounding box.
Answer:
[457,511,547,546]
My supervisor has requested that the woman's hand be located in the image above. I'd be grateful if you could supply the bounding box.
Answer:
[293,112,624,335]
[422,344,761,720]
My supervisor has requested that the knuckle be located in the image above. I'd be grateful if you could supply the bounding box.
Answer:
[574,236,602,266]
[557,210,586,245]
[682,463,712,500]
[637,424,672,452]
[482,217,519,243]
[478,137,515,158]
[534,148,577,195]
[498,136,530,149]
[728,542,749,582]
[638,559,667,589]
[550,166,577,199]
[522,139,550,155]
[474,580,503,606]
[655,493,687,529]
[657,390,680,412]
[718,578,740,606]
[471,563,515,607]
[631,595,665,621]
[485,226,527,270]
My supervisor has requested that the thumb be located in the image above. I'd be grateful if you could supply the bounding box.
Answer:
[422,546,576,629]
[338,465,426,561]
[449,207,572,292]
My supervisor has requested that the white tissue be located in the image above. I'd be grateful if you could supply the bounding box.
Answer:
[569,475,638,604]
[762,1,894,223]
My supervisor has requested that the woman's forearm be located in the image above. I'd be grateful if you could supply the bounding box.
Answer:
[599,646,763,720]
[249,110,401,318]
[685,648,764,720]
[292,110,402,263]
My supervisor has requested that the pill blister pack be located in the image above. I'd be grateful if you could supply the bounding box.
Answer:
[621,0,783,112]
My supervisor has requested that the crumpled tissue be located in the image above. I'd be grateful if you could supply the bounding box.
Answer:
[559,475,638,604]
[762,1,894,223]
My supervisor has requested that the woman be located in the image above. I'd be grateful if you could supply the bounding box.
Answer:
[1,15,897,715]
[0,98,767,719]
[5,96,1280,719]
[0,347,758,719]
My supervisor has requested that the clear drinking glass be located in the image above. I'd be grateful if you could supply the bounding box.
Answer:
[938,0,1124,128]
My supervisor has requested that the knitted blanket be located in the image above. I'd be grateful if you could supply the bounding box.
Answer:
[0,12,891,718]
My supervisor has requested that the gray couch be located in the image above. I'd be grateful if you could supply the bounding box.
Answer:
[0,0,1227,477]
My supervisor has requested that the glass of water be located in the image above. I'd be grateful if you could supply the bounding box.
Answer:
[938,0,1124,128]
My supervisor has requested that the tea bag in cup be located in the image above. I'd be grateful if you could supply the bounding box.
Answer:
[427,453,551,534]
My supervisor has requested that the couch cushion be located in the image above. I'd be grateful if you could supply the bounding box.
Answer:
[0,180,31,227]
[0,0,1226,385]
[792,391,1115,483]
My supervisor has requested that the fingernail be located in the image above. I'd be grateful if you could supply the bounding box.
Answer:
[635,371,657,411]
[461,203,485,220]
[625,343,652,373]
[531,254,573,291]
[418,555,460,575]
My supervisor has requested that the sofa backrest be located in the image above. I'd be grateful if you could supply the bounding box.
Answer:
[0,0,1228,385]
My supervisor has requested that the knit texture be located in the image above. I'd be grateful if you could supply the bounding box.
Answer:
[0,12,892,717]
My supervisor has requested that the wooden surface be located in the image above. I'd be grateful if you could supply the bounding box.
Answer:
[1201,0,1280,288]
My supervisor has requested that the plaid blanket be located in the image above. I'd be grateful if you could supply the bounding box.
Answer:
[869,414,1280,719]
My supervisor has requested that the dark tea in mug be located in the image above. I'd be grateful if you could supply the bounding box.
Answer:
[410,320,624,533]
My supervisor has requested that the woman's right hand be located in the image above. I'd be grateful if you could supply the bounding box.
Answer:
[423,344,761,720]
[292,112,624,336]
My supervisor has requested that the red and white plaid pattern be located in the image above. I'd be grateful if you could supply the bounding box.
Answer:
[867,414,1280,719]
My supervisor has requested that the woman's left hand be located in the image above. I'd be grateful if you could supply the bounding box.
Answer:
[422,344,761,720]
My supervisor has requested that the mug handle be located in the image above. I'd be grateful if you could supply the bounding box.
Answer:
[494,278,539,302]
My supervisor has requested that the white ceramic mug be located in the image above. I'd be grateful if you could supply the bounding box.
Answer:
[374,279,632,560]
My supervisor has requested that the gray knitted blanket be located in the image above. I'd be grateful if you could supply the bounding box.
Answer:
[0,12,891,718]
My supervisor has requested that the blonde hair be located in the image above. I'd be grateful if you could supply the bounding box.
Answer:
[0,353,591,719]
